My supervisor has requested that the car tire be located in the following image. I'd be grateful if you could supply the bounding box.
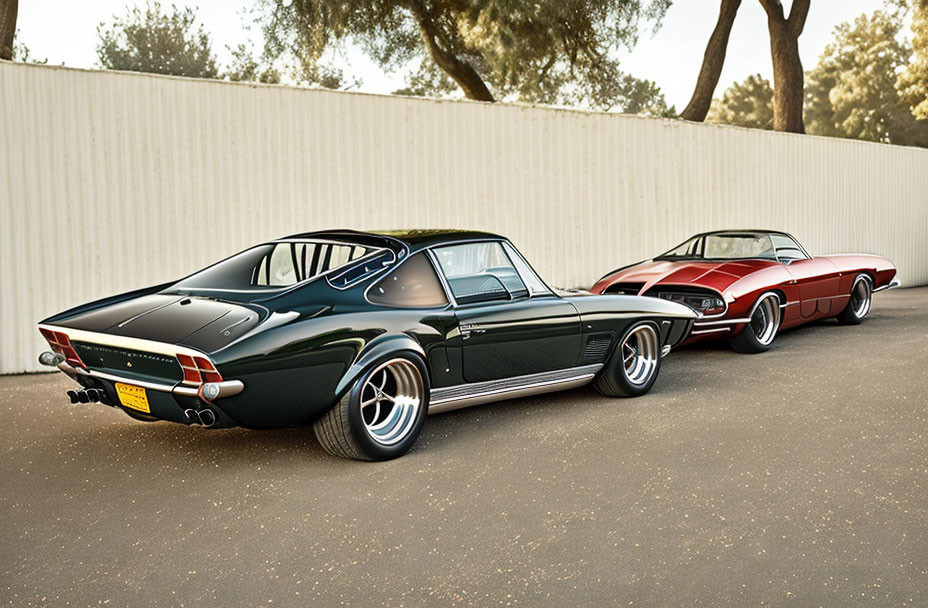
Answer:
[836,274,872,325]
[728,294,781,354]
[593,321,662,398]
[313,353,430,461]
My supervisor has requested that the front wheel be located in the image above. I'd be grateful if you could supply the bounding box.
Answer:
[836,274,872,325]
[593,321,662,398]
[313,354,429,461]
[728,294,781,353]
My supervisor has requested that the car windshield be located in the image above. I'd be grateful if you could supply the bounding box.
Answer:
[167,240,382,293]
[657,232,777,261]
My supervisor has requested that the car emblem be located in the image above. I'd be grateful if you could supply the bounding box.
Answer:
[127,361,133,368]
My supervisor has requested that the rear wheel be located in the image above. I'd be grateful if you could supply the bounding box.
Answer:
[836,274,872,325]
[313,354,429,461]
[728,294,781,353]
[593,322,661,398]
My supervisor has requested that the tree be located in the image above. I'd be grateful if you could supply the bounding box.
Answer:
[0,0,16,61]
[259,0,671,109]
[226,43,281,84]
[680,0,742,122]
[805,11,928,146]
[706,74,774,129]
[96,2,218,78]
[897,0,928,120]
[758,0,811,133]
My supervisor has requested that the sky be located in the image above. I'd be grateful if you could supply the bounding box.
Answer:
[16,0,886,109]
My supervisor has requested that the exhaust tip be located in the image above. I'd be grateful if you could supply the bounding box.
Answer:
[77,390,90,403]
[184,409,199,424]
[86,389,101,403]
[197,409,217,427]
[66,390,79,404]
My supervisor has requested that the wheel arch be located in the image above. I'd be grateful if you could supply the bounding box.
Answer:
[334,335,428,398]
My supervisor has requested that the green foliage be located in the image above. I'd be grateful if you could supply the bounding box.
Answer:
[96,2,219,78]
[226,43,281,84]
[706,74,774,129]
[805,11,928,146]
[707,9,928,147]
[11,29,46,64]
[897,0,928,119]
[259,0,671,110]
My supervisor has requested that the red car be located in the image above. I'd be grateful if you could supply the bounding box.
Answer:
[591,230,899,353]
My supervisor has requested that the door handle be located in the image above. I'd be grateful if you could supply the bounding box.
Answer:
[460,324,486,339]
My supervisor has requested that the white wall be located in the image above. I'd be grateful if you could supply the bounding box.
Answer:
[2,61,927,374]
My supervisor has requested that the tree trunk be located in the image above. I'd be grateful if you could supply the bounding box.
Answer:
[680,0,742,122]
[407,2,494,102]
[0,0,18,61]
[759,0,811,133]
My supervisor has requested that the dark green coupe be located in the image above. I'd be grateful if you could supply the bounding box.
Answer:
[38,230,696,460]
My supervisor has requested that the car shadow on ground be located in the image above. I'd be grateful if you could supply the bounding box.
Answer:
[18,311,888,468]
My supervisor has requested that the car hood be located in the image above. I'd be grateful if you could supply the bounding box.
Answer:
[43,294,267,353]
[600,259,780,294]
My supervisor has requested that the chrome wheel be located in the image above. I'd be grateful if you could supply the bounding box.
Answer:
[359,359,424,446]
[849,276,872,319]
[750,295,781,346]
[620,324,659,386]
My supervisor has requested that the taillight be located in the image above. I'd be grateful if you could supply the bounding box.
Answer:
[39,328,86,369]
[176,353,222,385]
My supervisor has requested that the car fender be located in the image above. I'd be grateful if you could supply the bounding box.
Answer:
[334,334,427,397]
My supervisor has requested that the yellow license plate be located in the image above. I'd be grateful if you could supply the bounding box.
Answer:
[115,383,150,413]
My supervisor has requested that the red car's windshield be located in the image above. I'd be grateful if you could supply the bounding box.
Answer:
[656,232,778,261]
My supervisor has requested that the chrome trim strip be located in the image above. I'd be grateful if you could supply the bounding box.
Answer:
[873,277,901,292]
[59,362,244,400]
[39,323,206,359]
[691,327,731,336]
[429,364,602,414]
[694,317,752,327]
[61,362,176,392]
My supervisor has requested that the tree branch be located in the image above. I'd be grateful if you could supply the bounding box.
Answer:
[787,0,811,37]
[757,0,785,22]
[680,0,742,122]
[0,0,18,61]
[405,0,494,102]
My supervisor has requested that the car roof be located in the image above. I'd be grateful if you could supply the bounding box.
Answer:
[694,229,795,238]
[280,229,505,252]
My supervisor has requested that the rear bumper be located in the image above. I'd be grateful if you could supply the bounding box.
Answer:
[54,361,243,428]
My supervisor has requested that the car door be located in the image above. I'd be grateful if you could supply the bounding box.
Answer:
[784,257,842,318]
[771,233,842,319]
[431,241,582,383]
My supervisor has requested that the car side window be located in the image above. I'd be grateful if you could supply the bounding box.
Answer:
[433,242,528,303]
[502,242,551,296]
[368,253,449,308]
[771,235,808,261]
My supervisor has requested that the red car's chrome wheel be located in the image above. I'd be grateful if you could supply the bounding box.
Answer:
[750,295,781,347]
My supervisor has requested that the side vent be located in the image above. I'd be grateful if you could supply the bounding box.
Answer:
[582,333,614,363]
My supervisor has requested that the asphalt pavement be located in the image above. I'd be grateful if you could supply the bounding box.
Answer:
[2,288,927,607]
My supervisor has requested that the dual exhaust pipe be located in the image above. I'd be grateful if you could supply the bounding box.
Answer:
[65,388,217,428]
[67,388,112,406]
[184,408,217,427]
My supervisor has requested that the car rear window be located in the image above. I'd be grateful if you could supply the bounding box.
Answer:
[171,241,379,292]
